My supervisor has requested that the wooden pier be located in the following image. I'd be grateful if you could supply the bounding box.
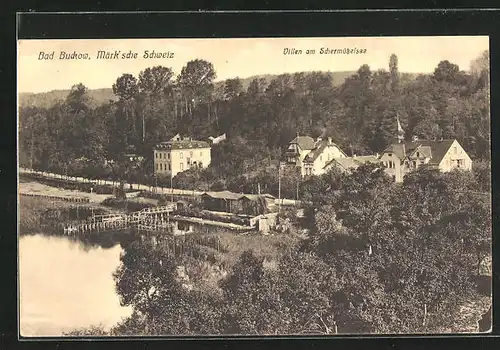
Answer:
[62,204,176,236]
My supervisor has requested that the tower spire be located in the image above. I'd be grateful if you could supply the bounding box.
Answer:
[397,113,405,143]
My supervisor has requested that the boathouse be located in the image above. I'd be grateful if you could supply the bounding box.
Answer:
[200,191,272,216]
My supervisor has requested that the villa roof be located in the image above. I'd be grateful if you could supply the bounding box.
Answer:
[201,191,246,201]
[383,139,456,165]
[325,155,380,171]
[289,136,316,150]
[155,140,210,150]
[304,140,347,163]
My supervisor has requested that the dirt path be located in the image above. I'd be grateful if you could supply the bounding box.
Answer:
[19,181,112,204]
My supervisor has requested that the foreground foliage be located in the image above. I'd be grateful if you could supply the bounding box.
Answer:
[89,166,491,335]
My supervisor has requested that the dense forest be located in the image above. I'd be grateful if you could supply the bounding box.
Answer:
[19,51,490,194]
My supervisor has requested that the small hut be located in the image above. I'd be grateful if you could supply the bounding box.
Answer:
[200,191,246,214]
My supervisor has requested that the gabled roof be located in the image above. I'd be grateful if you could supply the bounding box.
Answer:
[201,191,245,201]
[383,139,457,165]
[325,155,381,171]
[325,157,360,171]
[409,139,455,165]
[354,155,380,163]
[408,145,432,159]
[383,143,406,160]
[304,140,348,163]
[289,136,315,150]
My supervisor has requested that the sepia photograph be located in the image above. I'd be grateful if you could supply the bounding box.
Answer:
[17,36,492,337]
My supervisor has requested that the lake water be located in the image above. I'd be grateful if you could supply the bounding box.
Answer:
[19,234,133,337]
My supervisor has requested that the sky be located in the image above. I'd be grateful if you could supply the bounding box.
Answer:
[17,36,489,94]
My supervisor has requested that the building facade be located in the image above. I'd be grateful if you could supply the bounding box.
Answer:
[284,136,316,176]
[302,137,348,176]
[154,134,211,178]
[284,136,348,177]
[380,138,472,182]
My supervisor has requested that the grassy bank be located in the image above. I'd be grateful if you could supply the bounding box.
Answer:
[101,197,159,212]
[19,196,116,234]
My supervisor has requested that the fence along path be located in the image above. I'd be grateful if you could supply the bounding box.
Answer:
[19,168,300,206]
[20,192,90,203]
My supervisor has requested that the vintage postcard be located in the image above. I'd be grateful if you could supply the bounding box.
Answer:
[17,36,491,337]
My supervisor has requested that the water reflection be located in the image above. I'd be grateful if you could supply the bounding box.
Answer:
[19,234,132,336]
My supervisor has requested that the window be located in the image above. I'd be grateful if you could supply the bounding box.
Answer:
[200,151,203,157]
[412,161,416,168]
[180,152,183,159]
[199,161,203,168]
[180,163,184,170]
[457,159,463,168]
[160,164,163,171]
[416,152,420,157]
[156,163,159,170]
[453,146,457,155]
[155,153,158,159]
[190,151,193,157]
[167,153,170,159]
[392,175,396,182]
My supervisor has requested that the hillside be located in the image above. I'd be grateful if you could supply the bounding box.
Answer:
[19,71,356,109]
[19,88,118,109]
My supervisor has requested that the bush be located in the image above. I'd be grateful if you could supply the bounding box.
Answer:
[101,197,156,212]
[175,207,251,226]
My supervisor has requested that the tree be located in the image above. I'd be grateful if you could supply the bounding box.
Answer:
[138,66,175,97]
[385,168,490,332]
[470,50,490,91]
[113,74,139,100]
[223,77,243,100]
[112,74,140,146]
[136,66,175,144]
[177,59,216,114]
[389,53,400,94]
[433,60,461,84]
[65,83,92,120]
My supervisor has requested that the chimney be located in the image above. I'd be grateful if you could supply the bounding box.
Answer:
[316,137,323,144]
[412,135,419,142]
[376,152,379,158]
[353,153,356,158]
[328,137,332,144]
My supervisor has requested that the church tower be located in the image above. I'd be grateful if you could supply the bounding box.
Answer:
[396,114,405,143]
